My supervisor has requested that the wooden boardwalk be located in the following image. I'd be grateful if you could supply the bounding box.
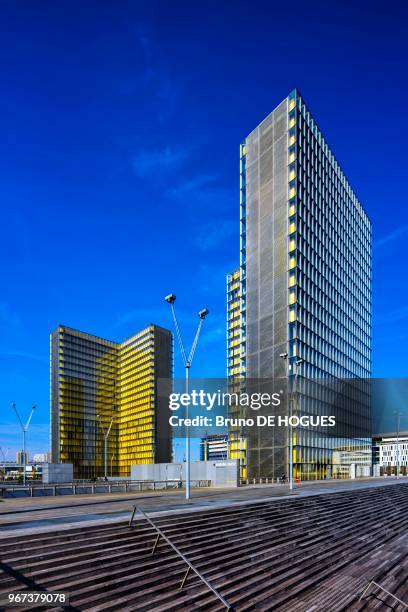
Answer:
[0,482,407,611]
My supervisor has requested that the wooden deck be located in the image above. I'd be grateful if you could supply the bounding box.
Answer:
[0,482,407,611]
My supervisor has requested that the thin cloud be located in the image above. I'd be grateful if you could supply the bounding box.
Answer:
[112,307,166,330]
[111,306,193,331]
[376,306,408,325]
[168,173,235,217]
[169,174,218,197]
[0,421,50,435]
[201,325,225,345]
[194,219,237,251]
[374,225,408,248]
[0,303,20,329]
[0,348,46,362]
[0,422,50,455]
[132,147,190,178]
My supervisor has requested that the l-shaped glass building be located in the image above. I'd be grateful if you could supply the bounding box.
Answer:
[51,324,172,479]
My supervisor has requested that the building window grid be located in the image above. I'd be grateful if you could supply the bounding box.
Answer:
[290,99,371,382]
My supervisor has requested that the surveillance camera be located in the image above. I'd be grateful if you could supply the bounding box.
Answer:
[165,294,176,304]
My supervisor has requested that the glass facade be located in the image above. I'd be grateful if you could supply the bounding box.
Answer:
[200,434,229,461]
[226,268,247,479]
[226,268,246,379]
[51,324,172,479]
[233,90,372,480]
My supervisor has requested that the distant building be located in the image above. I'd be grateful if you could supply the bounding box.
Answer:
[200,434,229,461]
[32,453,50,463]
[373,433,408,476]
[16,451,28,464]
[51,324,172,479]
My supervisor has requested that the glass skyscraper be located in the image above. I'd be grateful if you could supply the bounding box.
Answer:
[230,89,372,480]
[51,324,172,479]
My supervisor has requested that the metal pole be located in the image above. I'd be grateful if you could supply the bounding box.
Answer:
[396,412,401,479]
[279,354,290,488]
[185,364,190,500]
[23,429,26,486]
[97,416,113,480]
[289,368,293,491]
[1,448,9,481]
[291,359,303,488]
[165,296,208,502]
[12,404,35,487]
[104,436,107,479]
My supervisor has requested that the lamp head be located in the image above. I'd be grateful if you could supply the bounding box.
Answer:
[198,308,209,319]
[279,352,288,360]
[165,294,176,304]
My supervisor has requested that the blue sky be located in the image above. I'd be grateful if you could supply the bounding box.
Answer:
[1,0,407,457]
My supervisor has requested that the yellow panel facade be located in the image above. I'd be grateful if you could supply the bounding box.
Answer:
[226,267,247,480]
[51,324,172,479]
[118,328,156,476]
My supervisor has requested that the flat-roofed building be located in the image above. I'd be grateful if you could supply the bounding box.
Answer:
[230,89,372,480]
[51,324,172,478]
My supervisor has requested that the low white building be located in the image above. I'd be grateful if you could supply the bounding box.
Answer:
[32,453,51,463]
[374,433,408,474]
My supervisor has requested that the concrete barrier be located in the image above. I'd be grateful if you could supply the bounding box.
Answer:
[131,460,239,487]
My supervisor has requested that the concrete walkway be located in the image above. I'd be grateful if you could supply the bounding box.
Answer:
[0,477,406,538]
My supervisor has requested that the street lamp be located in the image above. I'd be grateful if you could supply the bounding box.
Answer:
[11,403,36,486]
[0,447,10,481]
[97,415,114,480]
[165,293,209,500]
[110,453,115,478]
[279,354,303,490]
[393,411,402,479]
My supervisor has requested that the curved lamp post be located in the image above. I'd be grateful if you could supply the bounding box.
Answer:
[165,294,209,500]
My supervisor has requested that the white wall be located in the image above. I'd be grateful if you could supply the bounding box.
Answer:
[131,460,239,487]
[42,463,73,483]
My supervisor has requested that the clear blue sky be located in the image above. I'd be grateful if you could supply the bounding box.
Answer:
[1,0,407,457]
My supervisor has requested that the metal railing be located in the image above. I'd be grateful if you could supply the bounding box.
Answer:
[0,479,211,498]
[129,505,233,610]
[359,580,407,608]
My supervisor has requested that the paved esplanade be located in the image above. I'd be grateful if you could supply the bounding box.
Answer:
[0,478,406,537]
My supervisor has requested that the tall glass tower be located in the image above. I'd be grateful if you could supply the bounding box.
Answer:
[237,89,372,480]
